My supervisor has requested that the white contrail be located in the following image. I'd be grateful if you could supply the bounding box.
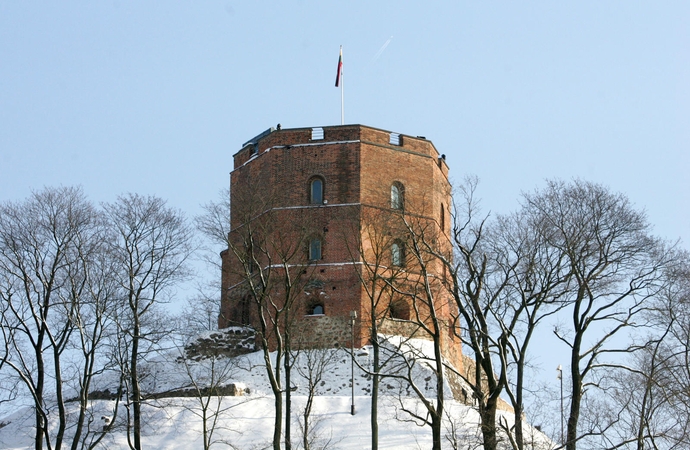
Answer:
[371,36,393,62]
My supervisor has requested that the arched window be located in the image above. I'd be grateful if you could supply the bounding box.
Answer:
[310,178,324,204]
[229,293,252,325]
[391,240,404,267]
[309,238,322,261]
[391,182,404,210]
[309,304,325,315]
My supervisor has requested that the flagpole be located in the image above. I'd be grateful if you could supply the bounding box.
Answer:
[340,45,344,125]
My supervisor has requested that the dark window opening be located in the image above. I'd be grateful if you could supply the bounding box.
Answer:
[391,182,405,210]
[309,238,322,261]
[310,178,324,204]
[309,304,325,315]
[389,301,410,320]
[229,293,252,325]
[391,240,405,267]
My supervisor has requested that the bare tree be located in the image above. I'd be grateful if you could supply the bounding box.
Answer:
[390,207,453,450]
[438,178,571,450]
[171,344,247,450]
[193,187,232,329]
[291,340,341,450]
[345,185,455,450]
[488,206,571,450]
[439,179,675,450]
[604,335,675,449]
[346,206,408,450]
[195,187,231,259]
[179,288,222,334]
[523,180,672,450]
[0,186,101,450]
[221,183,317,450]
[607,253,690,450]
[653,259,690,448]
[103,194,193,450]
[438,177,511,450]
[63,213,121,450]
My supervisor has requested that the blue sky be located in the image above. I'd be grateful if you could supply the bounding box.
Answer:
[1,1,688,247]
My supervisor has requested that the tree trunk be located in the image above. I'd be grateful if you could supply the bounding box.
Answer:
[303,388,315,450]
[264,343,283,450]
[302,407,310,450]
[513,360,525,450]
[35,333,46,450]
[203,406,210,450]
[481,397,499,450]
[431,415,443,450]
[285,340,292,450]
[273,389,283,450]
[371,334,379,450]
[513,404,524,450]
[54,347,66,450]
[71,335,97,450]
[131,321,142,450]
[432,318,444,450]
[566,343,581,450]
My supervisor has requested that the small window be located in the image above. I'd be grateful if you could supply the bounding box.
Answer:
[309,238,322,261]
[391,241,404,267]
[389,133,401,146]
[311,127,324,140]
[389,300,409,320]
[309,304,325,315]
[310,178,324,204]
[391,182,405,210]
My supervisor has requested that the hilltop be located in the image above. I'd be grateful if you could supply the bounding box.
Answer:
[0,333,550,449]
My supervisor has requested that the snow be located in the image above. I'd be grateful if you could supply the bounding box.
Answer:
[0,397,479,450]
[0,337,553,449]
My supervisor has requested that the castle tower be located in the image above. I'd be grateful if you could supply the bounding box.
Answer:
[219,124,461,370]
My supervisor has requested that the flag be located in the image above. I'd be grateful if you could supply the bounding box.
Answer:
[335,47,343,87]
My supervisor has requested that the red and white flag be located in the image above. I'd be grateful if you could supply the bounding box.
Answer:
[335,47,343,87]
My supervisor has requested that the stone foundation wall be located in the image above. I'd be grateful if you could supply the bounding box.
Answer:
[379,318,426,339]
[146,383,249,399]
[183,327,256,361]
[294,314,351,349]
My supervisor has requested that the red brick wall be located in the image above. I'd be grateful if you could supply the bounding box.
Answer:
[220,125,457,365]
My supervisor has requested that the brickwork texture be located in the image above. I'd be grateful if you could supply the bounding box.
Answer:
[219,124,461,373]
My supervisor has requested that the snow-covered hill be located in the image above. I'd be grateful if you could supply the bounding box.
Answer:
[0,336,551,449]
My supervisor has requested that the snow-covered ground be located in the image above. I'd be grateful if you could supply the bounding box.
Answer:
[0,336,552,449]
[1,396,490,449]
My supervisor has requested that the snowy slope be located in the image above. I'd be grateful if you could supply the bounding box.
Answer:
[0,337,552,449]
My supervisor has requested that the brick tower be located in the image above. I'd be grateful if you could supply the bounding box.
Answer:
[219,124,461,370]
